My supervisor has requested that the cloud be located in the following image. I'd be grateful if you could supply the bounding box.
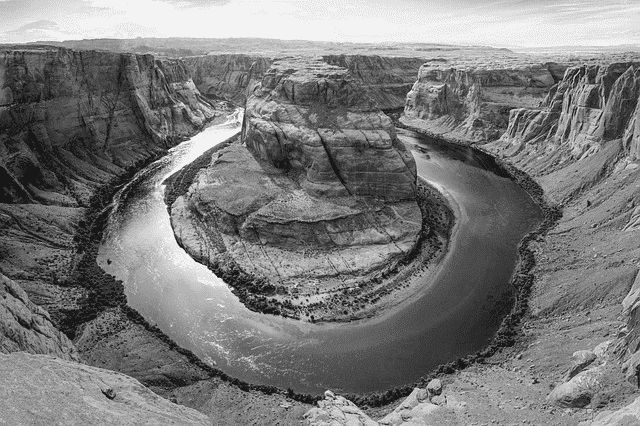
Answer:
[10,19,60,32]
[157,0,231,7]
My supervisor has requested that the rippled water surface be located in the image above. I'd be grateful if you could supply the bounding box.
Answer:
[98,116,542,394]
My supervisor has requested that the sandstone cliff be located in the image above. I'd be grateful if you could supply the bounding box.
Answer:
[183,54,425,111]
[321,55,427,111]
[1,47,217,207]
[491,62,640,200]
[170,58,429,321]
[1,272,78,361]
[183,54,274,105]
[403,62,567,142]
[0,46,220,311]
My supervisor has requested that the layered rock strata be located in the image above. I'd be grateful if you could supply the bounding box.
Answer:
[0,46,218,310]
[321,55,427,110]
[183,54,425,110]
[183,54,274,105]
[170,58,427,320]
[0,272,78,361]
[1,47,217,207]
[403,63,568,142]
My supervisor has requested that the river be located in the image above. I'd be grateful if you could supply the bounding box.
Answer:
[97,112,542,395]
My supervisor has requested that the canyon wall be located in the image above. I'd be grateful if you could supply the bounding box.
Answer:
[483,62,640,415]
[1,47,217,207]
[183,54,274,105]
[403,62,568,142]
[170,57,426,321]
[183,54,425,110]
[497,62,640,166]
[0,46,220,340]
[321,55,426,110]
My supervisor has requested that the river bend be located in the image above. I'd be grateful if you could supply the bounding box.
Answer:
[97,112,542,394]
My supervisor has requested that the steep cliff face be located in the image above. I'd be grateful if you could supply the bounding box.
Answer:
[182,54,274,105]
[170,58,429,321]
[479,61,640,419]
[0,47,217,207]
[498,62,640,170]
[1,272,78,361]
[403,63,566,142]
[321,55,426,110]
[183,54,425,111]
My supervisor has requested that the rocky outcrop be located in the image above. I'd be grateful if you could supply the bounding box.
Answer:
[585,396,640,426]
[403,63,567,142]
[0,272,78,361]
[0,352,210,425]
[488,62,640,201]
[170,58,425,320]
[305,382,460,426]
[322,55,427,110]
[183,54,274,105]
[0,46,217,206]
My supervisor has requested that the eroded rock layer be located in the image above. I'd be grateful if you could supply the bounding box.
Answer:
[321,55,427,110]
[183,54,425,110]
[0,272,78,361]
[183,54,274,105]
[496,62,640,172]
[171,58,424,320]
[403,63,568,142]
[0,46,219,312]
[1,47,217,206]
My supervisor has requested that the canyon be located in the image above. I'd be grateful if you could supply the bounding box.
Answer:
[2,39,640,425]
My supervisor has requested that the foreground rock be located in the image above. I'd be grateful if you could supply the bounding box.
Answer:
[0,352,210,426]
[304,385,461,426]
[169,58,440,321]
[0,272,78,361]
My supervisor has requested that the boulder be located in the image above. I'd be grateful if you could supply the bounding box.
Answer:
[426,379,443,397]
[547,366,605,408]
[304,392,378,426]
[564,350,597,381]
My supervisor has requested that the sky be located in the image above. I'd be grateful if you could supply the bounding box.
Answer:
[0,0,639,47]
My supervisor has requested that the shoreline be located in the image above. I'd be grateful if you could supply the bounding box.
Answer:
[162,139,455,324]
[64,111,561,410]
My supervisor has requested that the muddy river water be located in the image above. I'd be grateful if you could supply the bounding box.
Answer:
[98,112,542,394]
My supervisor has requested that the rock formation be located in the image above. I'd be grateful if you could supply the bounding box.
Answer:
[170,58,425,320]
[0,46,220,311]
[490,62,640,201]
[0,352,211,425]
[183,54,274,105]
[1,47,217,206]
[403,63,567,142]
[1,272,78,361]
[183,54,425,111]
[304,382,461,426]
[321,55,427,111]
